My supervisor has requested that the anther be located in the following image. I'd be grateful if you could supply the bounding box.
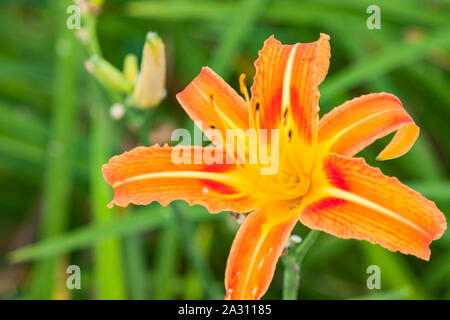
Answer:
[288,130,292,142]
[255,102,260,112]
[282,108,288,125]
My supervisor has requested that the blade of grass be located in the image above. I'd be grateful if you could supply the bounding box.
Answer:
[153,207,180,299]
[0,135,46,167]
[425,252,450,290]
[0,134,88,181]
[321,27,450,102]
[407,181,450,203]
[209,0,268,79]
[124,230,148,299]
[0,102,47,145]
[349,286,411,300]
[174,202,222,299]
[360,242,429,299]
[9,205,220,263]
[26,0,80,299]
[315,0,449,27]
[126,1,234,22]
[125,1,387,29]
[0,101,88,178]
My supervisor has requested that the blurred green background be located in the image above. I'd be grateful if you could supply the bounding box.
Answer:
[0,0,449,300]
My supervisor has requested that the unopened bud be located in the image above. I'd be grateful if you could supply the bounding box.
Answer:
[123,54,139,85]
[133,32,166,109]
[88,55,132,93]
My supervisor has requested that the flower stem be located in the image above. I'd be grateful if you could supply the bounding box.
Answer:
[83,11,126,300]
[282,230,320,300]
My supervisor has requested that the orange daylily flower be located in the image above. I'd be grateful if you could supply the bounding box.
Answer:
[102,34,447,300]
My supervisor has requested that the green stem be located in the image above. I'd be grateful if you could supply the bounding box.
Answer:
[89,82,126,299]
[84,12,122,104]
[85,13,102,56]
[124,232,147,299]
[83,11,126,300]
[122,110,156,299]
[282,230,320,300]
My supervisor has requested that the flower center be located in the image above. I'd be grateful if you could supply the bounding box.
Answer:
[281,173,311,198]
[255,172,310,202]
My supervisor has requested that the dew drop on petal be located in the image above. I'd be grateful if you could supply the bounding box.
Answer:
[258,257,265,270]
[252,287,258,298]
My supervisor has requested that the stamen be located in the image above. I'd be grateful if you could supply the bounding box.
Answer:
[206,91,256,183]
[240,73,257,137]
[239,73,250,104]
[250,101,260,138]
[209,92,241,131]
[282,108,288,125]
[254,103,261,153]
[287,130,292,142]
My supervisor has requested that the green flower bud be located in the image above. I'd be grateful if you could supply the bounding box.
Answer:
[88,55,132,93]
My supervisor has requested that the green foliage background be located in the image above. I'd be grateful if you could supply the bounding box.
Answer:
[0,0,449,299]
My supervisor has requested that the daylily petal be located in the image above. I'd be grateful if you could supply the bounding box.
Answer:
[176,67,249,144]
[102,145,257,213]
[225,202,299,300]
[301,154,446,260]
[250,34,330,173]
[250,34,330,135]
[318,93,419,160]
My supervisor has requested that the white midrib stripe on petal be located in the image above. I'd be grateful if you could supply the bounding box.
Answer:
[282,44,298,110]
[323,187,428,237]
[328,108,399,144]
[112,171,240,188]
[239,228,267,299]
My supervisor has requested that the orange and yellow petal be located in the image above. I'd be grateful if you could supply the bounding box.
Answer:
[251,34,330,136]
[301,154,446,260]
[102,145,256,213]
[318,93,419,160]
[176,67,249,144]
[250,34,330,173]
[225,202,299,300]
